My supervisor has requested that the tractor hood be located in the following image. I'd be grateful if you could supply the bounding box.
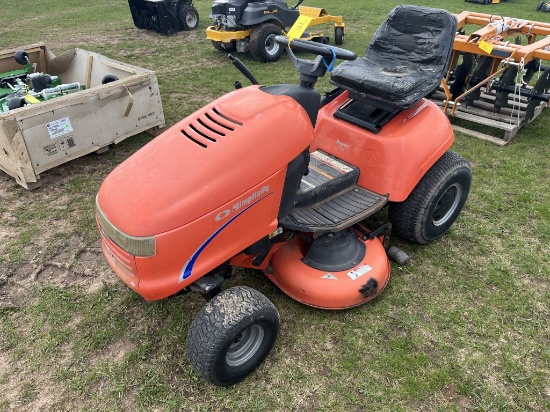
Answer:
[97,86,314,237]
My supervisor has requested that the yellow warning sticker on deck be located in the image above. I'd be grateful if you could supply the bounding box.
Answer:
[478,41,494,55]
[287,15,313,42]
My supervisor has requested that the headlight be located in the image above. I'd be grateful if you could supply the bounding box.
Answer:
[95,195,156,257]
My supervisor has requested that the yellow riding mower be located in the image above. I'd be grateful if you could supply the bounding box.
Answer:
[206,0,345,62]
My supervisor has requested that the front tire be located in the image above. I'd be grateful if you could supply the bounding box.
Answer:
[334,27,344,45]
[249,23,283,62]
[388,151,472,244]
[186,286,280,386]
[177,5,199,31]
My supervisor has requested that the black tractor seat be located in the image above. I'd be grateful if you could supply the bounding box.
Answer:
[329,5,457,111]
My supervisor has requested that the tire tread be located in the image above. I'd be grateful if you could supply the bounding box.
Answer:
[186,286,279,386]
[388,151,472,244]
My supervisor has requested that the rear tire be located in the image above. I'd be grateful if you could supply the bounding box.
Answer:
[178,5,199,31]
[249,23,283,63]
[335,27,344,45]
[186,286,280,386]
[388,151,472,244]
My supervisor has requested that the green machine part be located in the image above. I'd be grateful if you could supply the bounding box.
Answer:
[0,65,32,98]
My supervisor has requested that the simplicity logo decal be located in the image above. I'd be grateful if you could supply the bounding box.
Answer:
[179,189,272,282]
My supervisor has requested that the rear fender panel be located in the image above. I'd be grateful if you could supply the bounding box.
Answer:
[313,91,454,201]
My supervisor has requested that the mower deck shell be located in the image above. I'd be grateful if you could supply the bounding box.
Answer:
[269,233,390,309]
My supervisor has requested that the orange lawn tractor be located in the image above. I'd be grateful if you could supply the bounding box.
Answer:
[96,5,472,386]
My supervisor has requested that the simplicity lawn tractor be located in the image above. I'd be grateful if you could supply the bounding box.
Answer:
[0,50,85,113]
[206,0,346,62]
[128,0,200,35]
[96,5,472,385]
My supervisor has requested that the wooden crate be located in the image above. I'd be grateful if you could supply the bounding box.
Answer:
[0,43,165,189]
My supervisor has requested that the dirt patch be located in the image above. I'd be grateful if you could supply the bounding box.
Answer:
[0,155,120,310]
[1,240,117,309]
[89,338,136,366]
[0,351,68,411]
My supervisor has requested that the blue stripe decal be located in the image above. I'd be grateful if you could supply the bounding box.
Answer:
[179,192,273,282]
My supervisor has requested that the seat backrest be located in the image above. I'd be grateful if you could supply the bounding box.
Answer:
[366,5,457,74]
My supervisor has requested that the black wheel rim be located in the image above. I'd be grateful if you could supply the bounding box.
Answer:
[226,324,265,367]
[433,183,462,226]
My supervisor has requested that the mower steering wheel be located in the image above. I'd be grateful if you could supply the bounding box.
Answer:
[274,35,357,61]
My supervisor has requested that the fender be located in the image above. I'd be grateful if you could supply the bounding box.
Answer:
[312,91,454,202]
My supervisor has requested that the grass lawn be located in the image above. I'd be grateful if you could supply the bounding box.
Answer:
[0,0,549,410]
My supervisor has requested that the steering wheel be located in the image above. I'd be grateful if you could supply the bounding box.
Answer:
[274,35,357,61]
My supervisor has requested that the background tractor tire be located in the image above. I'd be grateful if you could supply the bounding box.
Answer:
[388,151,472,244]
[335,27,344,45]
[249,23,283,63]
[178,5,199,31]
[186,286,280,386]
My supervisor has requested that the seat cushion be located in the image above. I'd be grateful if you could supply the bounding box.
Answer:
[330,5,457,108]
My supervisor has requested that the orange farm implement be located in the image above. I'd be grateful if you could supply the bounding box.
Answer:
[431,11,550,145]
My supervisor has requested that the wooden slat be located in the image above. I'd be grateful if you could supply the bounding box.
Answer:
[430,85,547,145]
[451,125,507,146]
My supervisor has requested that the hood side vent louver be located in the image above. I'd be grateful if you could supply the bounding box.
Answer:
[181,108,243,148]
[181,129,207,148]
[198,118,226,137]
[190,124,217,142]
[212,108,243,127]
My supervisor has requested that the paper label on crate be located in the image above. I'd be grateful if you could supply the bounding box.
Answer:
[46,117,74,139]
[478,41,493,55]
[287,15,313,42]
